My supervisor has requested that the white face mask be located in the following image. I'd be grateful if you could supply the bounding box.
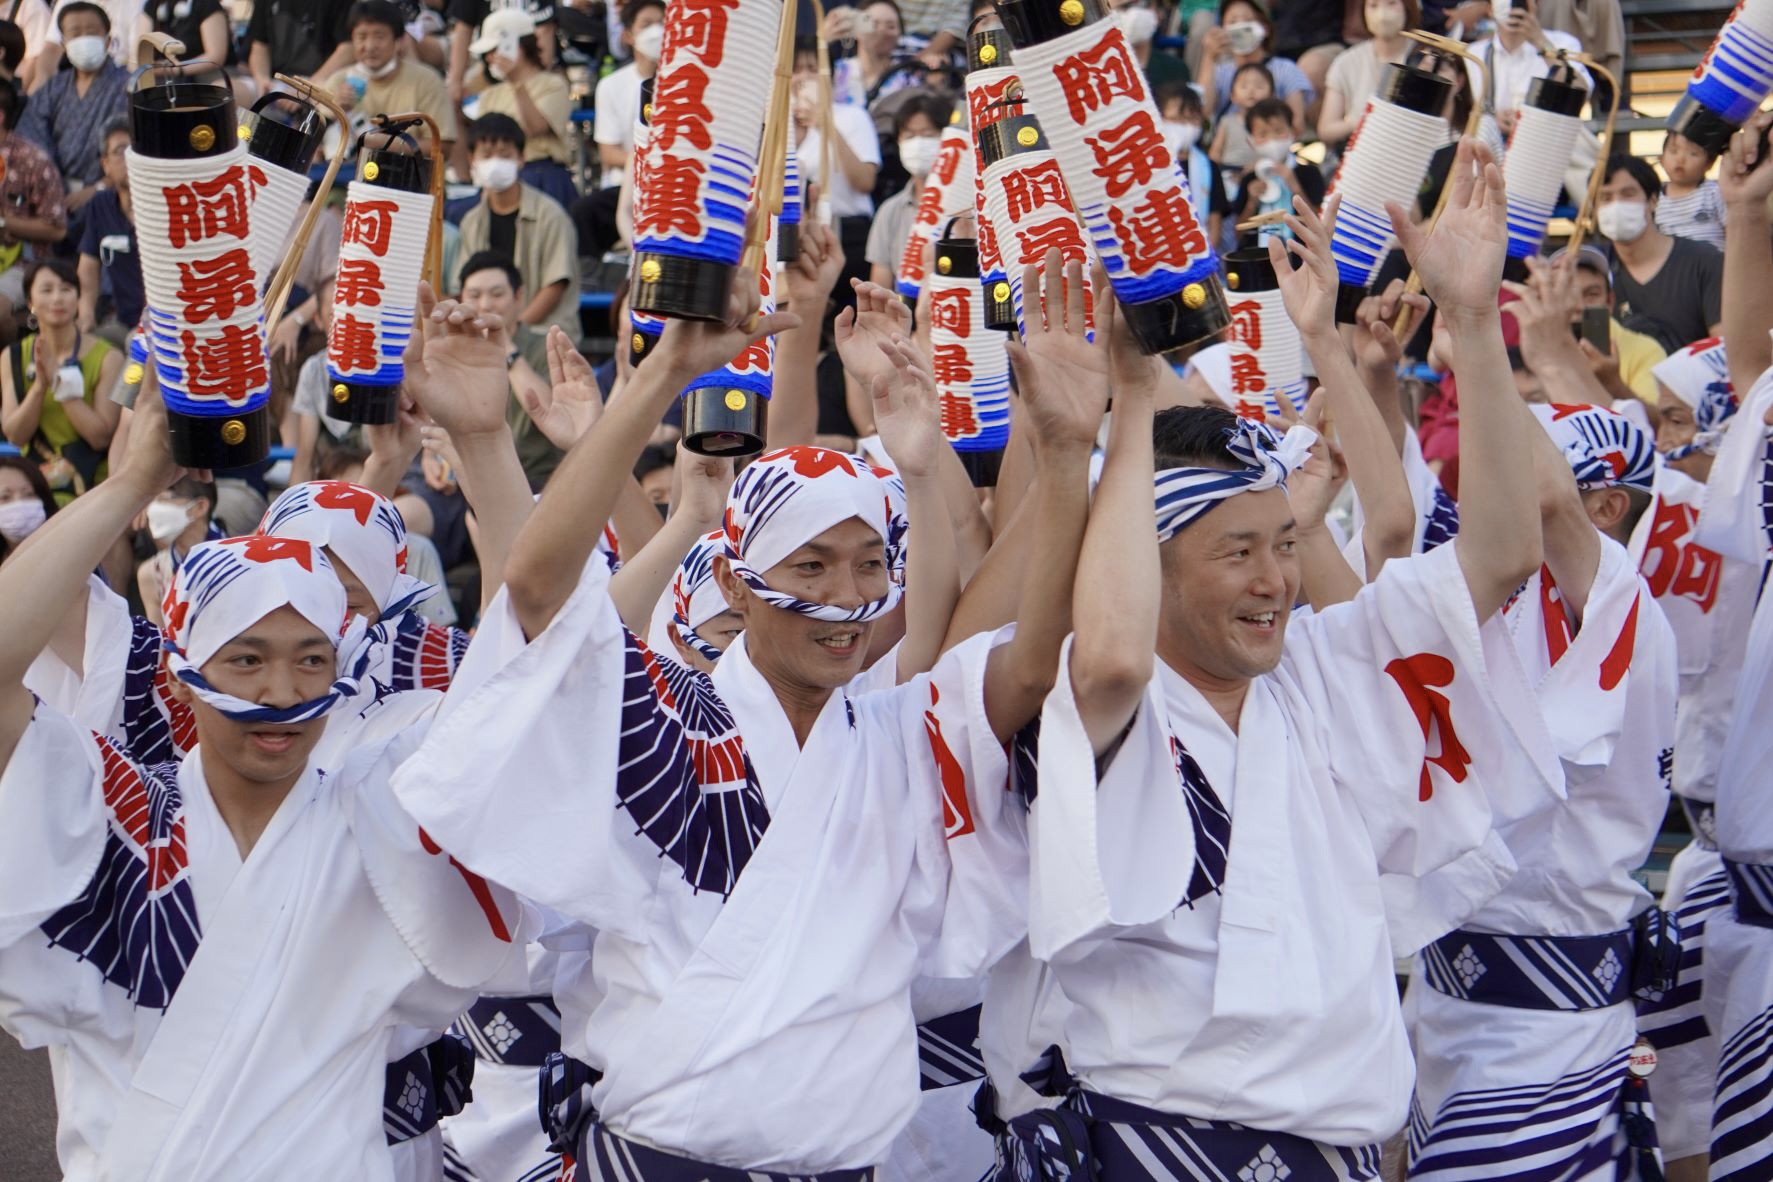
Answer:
[472,156,521,192]
[1114,4,1159,44]
[1253,138,1290,163]
[898,134,940,176]
[1597,199,1648,243]
[1225,20,1265,54]
[65,35,109,72]
[634,23,664,61]
[1165,120,1201,156]
[0,498,46,545]
[358,55,399,80]
[146,500,194,546]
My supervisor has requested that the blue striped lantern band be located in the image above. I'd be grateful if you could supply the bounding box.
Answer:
[977,112,1098,342]
[779,145,801,262]
[997,0,1226,353]
[1222,249,1307,422]
[127,56,273,470]
[1502,73,1587,277]
[630,0,783,321]
[1670,0,1773,155]
[897,118,977,303]
[629,307,667,369]
[1326,63,1453,321]
[680,215,777,456]
[968,27,1022,332]
[928,236,1011,486]
[324,150,434,425]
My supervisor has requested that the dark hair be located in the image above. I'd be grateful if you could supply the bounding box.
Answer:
[0,20,24,72]
[469,112,527,152]
[1152,405,1243,470]
[167,474,218,517]
[0,455,58,563]
[316,444,371,480]
[1231,61,1275,93]
[633,443,674,480]
[25,258,80,299]
[1218,0,1271,42]
[346,0,407,39]
[892,89,953,137]
[56,1,110,35]
[862,0,904,24]
[0,77,21,131]
[1155,81,1203,121]
[1246,96,1293,130]
[1617,486,1652,541]
[1603,154,1662,201]
[101,116,130,146]
[459,250,524,292]
[619,0,664,29]
[1662,129,1719,164]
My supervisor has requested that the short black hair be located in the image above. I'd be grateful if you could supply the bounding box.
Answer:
[633,443,674,481]
[0,20,24,72]
[317,444,371,480]
[347,0,407,39]
[101,116,129,146]
[619,0,664,29]
[1246,96,1293,130]
[1155,81,1202,121]
[1232,61,1275,91]
[1662,129,1720,164]
[1603,154,1662,201]
[459,250,523,293]
[0,77,21,131]
[469,112,526,152]
[56,1,110,35]
[1153,405,1243,471]
[167,474,218,516]
[892,89,953,137]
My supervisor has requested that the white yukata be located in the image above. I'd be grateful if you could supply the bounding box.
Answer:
[1628,461,1761,1163]
[1406,538,1679,1181]
[1691,368,1773,1181]
[1029,541,1552,1182]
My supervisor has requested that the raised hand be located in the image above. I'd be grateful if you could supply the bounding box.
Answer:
[673,444,734,529]
[653,259,800,384]
[1008,249,1110,455]
[1275,390,1342,532]
[1273,193,1342,341]
[402,281,513,439]
[1388,138,1507,320]
[521,325,606,449]
[1503,256,1584,376]
[783,193,846,314]
[835,277,923,391]
[1352,279,1426,375]
[870,334,945,478]
[1720,108,1773,208]
[116,368,184,492]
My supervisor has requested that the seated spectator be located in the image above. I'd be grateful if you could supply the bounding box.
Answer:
[1233,97,1324,246]
[1107,0,1190,92]
[25,0,131,93]
[0,451,55,563]
[1200,0,1312,126]
[827,0,926,110]
[135,474,218,626]
[470,6,576,211]
[248,0,355,96]
[1418,0,1493,37]
[75,119,137,341]
[1156,82,1230,253]
[1656,130,1726,250]
[1554,242,1668,409]
[1465,0,1586,136]
[142,0,232,69]
[17,2,124,227]
[0,81,66,333]
[1598,154,1722,352]
[1319,0,1417,148]
[448,0,560,106]
[458,250,562,490]
[889,0,968,67]
[591,0,662,187]
[457,113,582,343]
[792,41,881,302]
[1536,0,1622,111]
[865,90,950,288]
[0,260,118,502]
[1208,61,1272,176]
[328,0,458,156]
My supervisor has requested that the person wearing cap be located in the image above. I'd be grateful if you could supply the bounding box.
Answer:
[1560,242,1669,410]
[0,379,528,1181]
[328,0,459,156]
[447,0,558,108]
[470,5,577,211]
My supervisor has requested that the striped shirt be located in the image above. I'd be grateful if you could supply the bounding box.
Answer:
[1656,179,1727,251]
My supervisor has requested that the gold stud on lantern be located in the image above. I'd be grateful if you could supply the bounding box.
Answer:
[993,281,1011,302]
[724,390,747,411]
[220,419,246,445]
[363,160,379,181]
[979,42,998,62]
[189,124,214,150]
[1059,0,1085,22]
[1016,126,1038,147]
[640,258,662,283]
[937,254,953,275]
[631,332,644,353]
[1227,271,1241,290]
[1183,284,1206,309]
[236,122,250,141]
[332,383,349,403]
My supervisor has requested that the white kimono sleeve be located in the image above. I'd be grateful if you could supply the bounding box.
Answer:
[1280,542,1557,953]
[0,706,109,949]
[1027,636,1195,961]
[22,576,138,740]
[1695,367,1773,565]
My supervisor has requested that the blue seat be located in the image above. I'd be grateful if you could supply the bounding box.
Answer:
[581,291,616,311]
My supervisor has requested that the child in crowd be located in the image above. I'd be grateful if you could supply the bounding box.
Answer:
[1208,61,1274,176]
[1656,130,1726,249]
[1156,82,1231,256]
[1233,96,1324,248]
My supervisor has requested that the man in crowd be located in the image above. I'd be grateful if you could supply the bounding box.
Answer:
[456,114,581,345]
[329,0,458,157]
[248,0,355,95]
[74,119,137,339]
[16,0,123,231]
[458,249,563,489]
[1558,242,1668,410]
[1600,155,1723,353]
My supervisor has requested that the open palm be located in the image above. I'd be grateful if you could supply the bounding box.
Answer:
[1010,251,1111,452]
[1389,139,1507,318]
[402,282,512,438]
[524,325,605,449]
[836,278,924,392]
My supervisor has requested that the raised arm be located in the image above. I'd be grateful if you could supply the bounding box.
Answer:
[768,213,845,449]
[982,253,1110,744]
[503,265,797,638]
[1346,278,1424,456]
[1507,256,1614,408]
[607,447,732,635]
[1389,139,1542,621]
[1718,108,1773,396]
[1276,195,1415,575]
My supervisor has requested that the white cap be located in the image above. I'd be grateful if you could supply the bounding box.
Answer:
[470,7,536,54]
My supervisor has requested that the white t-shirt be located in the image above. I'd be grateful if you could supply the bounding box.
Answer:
[795,102,882,219]
[1466,29,1588,117]
[593,61,643,158]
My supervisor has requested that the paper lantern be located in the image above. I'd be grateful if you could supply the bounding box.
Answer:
[1222,248,1306,422]
[968,27,1021,331]
[928,234,1011,485]
[680,214,777,454]
[978,111,1094,339]
[239,90,327,291]
[1502,73,1586,276]
[779,143,801,262]
[1669,0,1773,155]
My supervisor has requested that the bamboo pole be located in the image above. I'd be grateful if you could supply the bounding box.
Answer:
[1564,52,1621,256]
[261,75,350,332]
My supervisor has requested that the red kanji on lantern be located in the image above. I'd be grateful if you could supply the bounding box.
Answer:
[1016,215,1087,265]
[330,312,379,373]
[342,199,399,257]
[929,286,971,334]
[1004,159,1070,222]
[636,153,707,239]
[1086,111,1173,200]
[163,166,252,248]
[335,258,384,308]
[1229,351,1266,396]
[179,323,268,401]
[933,137,964,186]
[651,65,715,152]
[1106,185,1207,274]
[175,249,256,323]
[1228,299,1263,350]
[932,342,973,384]
[1049,33,1146,126]
[663,0,739,66]
[939,391,980,440]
